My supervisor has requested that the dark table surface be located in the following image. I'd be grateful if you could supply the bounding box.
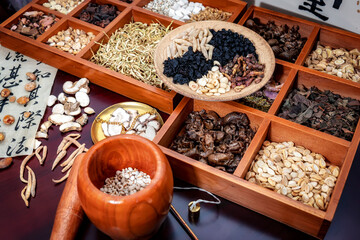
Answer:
[1,70,359,240]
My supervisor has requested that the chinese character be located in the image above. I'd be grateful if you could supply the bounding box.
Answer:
[299,0,329,21]
[14,111,41,130]
[0,64,22,88]
[6,136,29,155]
[0,98,9,113]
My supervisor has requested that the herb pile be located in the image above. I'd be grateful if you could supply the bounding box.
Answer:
[278,86,360,141]
[91,22,172,90]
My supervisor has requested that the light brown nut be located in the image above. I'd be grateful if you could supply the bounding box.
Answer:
[25,82,37,92]
[17,96,30,105]
[26,72,36,81]
[9,96,16,102]
[0,157,12,169]
[0,132,4,141]
[1,88,11,98]
[3,115,15,125]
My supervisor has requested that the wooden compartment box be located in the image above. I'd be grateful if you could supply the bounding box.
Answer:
[297,25,360,87]
[2,1,360,239]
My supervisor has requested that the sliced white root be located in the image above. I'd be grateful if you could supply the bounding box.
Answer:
[147,120,161,131]
[58,92,67,104]
[33,139,42,149]
[67,97,76,103]
[84,107,95,115]
[52,103,65,114]
[102,122,110,137]
[59,122,82,133]
[40,121,52,133]
[75,91,90,107]
[138,113,150,123]
[140,126,156,141]
[76,113,88,126]
[48,114,74,126]
[35,131,48,139]
[63,78,89,95]
[47,95,57,107]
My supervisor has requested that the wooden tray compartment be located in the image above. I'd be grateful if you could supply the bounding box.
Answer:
[35,0,89,16]
[40,18,101,56]
[298,25,360,85]
[233,62,294,113]
[238,6,318,66]
[234,119,350,238]
[274,68,360,143]
[79,8,183,113]
[70,0,128,30]
[135,0,247,24]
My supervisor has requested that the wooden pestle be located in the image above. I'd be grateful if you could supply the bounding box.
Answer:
[50,153,85,240]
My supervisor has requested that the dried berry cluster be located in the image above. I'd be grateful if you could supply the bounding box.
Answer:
[209,29,257,66]
[163,46,214,84]
[10,11,58,39]
[278,86,360,141]
[78,3,120,28]
[220,54,264,91]
[245,18,307,63]
[171,110,255,173]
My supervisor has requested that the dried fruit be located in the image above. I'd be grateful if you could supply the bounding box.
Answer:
[25,82,37,92]
[1,88,11,98]
[3,115,15,125]
[23,111,31,118]
[9,96,16,103]
[0,157,13,169]
[0,132,5,141]
[26,72,36,81]
[17,96,30,105]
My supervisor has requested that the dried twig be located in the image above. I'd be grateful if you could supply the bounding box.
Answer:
[27,166,36,198]
[21,186,29,207]
[52,150,66,171]
[20,153,34,183]
[52,170,70,184]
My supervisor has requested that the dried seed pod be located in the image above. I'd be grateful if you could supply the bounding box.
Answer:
[3,115,15,125]
[17,96,30,105]
[1,88,11,98]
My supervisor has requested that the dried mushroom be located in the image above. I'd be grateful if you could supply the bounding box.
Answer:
[171,110,255,173]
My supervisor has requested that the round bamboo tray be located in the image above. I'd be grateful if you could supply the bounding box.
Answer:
[154,20,276,101]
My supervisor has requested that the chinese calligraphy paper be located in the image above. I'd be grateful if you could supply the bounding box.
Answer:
[0,44,57,157]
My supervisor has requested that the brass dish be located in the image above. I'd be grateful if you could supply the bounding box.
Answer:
[154,20,276,101]
[91,102,164,144]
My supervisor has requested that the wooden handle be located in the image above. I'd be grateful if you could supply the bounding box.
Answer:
[50,153,85,240]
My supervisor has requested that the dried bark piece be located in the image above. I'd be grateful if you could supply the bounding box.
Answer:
[20,153,34,183]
